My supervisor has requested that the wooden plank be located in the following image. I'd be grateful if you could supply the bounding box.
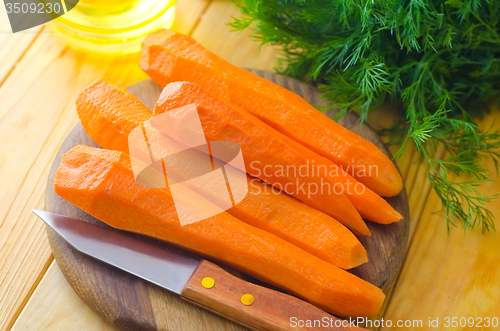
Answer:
[381,109,500,330]
[364,107,421,245]
[0,30,149,331]
[365,107,430,238]
[1,0,214,329]
[11,262,119,331]
[405,147,446,239]
[0,5,43,85]
[171,0,211,35]
[191,0,277,70]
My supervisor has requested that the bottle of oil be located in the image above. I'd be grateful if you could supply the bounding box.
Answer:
[51,0,176,54]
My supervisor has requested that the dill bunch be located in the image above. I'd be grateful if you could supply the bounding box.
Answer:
[230,0,500,232]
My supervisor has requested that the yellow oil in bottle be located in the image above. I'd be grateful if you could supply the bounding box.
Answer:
[51,0,176,54]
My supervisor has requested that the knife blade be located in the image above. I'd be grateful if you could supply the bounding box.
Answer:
[33,209,198,294]
[33,209,365,331]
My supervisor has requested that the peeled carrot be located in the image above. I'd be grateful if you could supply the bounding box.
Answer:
[54,145,385,317]
[277,127,403,225]
[75,79,368,268]
[155,82,402,228]
[154,83,370,235]
[225,177,368,268]
[76,79,151,153]
[140,29,403,197]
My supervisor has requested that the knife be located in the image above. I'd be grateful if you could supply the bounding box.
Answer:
[33,209,366,331]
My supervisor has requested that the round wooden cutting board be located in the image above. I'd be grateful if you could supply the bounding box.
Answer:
[44,70,409,331]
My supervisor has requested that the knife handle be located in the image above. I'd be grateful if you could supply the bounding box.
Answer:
[181,260,365,331]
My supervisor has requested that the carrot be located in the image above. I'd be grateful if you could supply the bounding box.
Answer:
[155,82,402,228]
[76,79,151,154]
[154,83,370,235]
[75,79,368,268]
[275,125,404,225]
[140,29,403,197]
[224,177,368,268]
[54,145,385,317]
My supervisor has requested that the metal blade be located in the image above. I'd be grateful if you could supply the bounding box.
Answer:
[33,209,199,294]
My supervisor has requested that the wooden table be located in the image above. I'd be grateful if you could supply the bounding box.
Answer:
[0,1,498,330]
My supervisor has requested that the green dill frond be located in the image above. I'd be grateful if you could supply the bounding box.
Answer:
[231,0,500,233]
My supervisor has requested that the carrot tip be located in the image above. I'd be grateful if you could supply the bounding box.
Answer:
[351,243,369,268]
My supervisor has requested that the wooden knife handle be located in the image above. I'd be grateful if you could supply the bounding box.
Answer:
[181,260,366,331]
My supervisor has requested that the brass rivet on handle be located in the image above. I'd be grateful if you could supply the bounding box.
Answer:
[240,294,254,306]
[201,277,215,289]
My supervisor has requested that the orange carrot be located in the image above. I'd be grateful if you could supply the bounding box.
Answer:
[54,145,385,317]
[76,79,151,154]
[155,82,402,228]
[277,126,403,225]
[227,177,368,268]
[154,83,369,235]
[140,29,403,197]
[75,79,368,268]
